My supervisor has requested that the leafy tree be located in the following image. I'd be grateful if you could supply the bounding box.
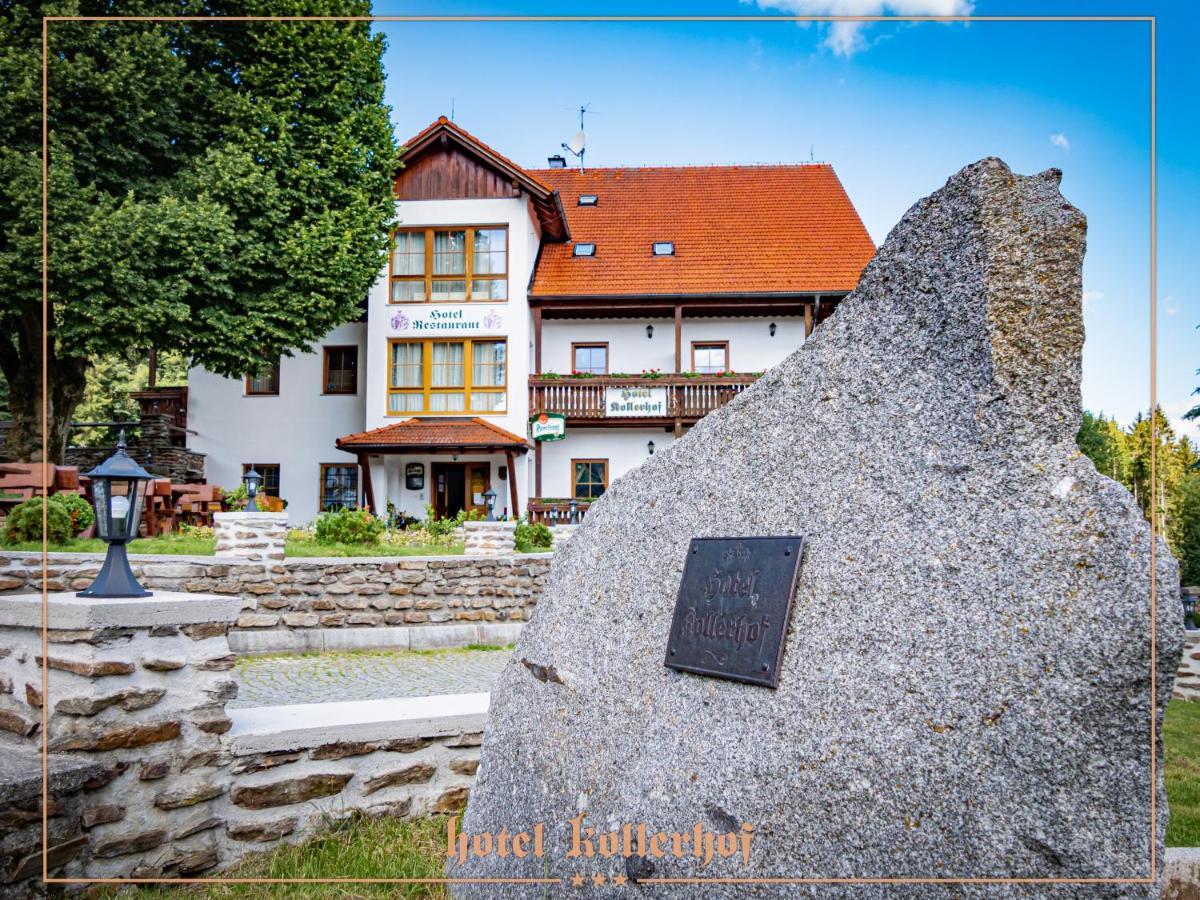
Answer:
[0,1,396,462]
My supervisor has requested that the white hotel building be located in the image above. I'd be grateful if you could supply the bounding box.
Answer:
[187,118,875,523]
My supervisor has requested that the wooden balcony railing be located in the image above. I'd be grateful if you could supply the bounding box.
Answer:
[528,499,591,525]
[528,374,759,423]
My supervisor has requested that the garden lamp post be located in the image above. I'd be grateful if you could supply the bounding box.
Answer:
[243,467,263,512]
[1185,595,1197,631]
[568,498,579,525]
[484,487,498,521]
[77,431,154,599]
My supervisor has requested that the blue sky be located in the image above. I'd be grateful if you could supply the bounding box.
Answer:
[372,0,1197,441]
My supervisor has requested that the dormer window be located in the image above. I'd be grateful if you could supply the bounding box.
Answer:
[578,195,598,206]
[652,241,675,256]
[573,243,596,257]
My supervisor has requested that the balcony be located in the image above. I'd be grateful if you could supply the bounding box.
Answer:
[528,373,759,425]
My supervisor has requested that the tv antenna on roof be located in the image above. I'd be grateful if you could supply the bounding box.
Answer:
[561,104,592,173]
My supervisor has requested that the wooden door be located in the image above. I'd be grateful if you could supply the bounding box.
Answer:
[466,464,491,516]
[432,463,466,519]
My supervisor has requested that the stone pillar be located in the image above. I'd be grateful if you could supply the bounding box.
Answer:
[462,521,516,556]
[214,511,287,562]
[0,590,241,880]
[551,524,579,548]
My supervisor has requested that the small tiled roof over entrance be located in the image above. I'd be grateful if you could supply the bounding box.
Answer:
[527,164,875,299]
[335,418,530,453]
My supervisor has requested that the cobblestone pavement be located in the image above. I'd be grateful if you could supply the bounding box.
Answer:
[231,647,514,708]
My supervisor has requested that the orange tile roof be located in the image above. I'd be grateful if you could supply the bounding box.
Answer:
[336,418,530,452]
[527,164,875,299]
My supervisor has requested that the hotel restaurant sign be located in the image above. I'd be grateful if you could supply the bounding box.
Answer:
[389,306,505,335]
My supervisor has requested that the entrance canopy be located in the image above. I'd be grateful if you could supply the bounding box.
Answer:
[335,418,530,516]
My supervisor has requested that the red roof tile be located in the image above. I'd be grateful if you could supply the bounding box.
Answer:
[336,418,530,451]
[527,165,875,299]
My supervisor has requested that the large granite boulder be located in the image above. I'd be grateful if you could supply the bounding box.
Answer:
[454,159,1182,897]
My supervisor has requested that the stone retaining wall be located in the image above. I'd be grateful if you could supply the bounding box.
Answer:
[0,591,483,885]
[0,551,551,644]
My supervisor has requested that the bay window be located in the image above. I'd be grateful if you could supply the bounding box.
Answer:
[390,226,507,303]
[388,338,507,414]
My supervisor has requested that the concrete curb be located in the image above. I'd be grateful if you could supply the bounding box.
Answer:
[227,691,488,755]
[228,621,523,654]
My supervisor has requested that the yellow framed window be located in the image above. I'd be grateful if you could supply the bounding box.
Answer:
[388,338,507,414]
[389,227,507,303]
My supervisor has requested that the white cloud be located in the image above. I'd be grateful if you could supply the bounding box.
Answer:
[747,0,975,57]
[1082,290,1103,306]
[1163,295,1182,316]
[1050,133,1071,152]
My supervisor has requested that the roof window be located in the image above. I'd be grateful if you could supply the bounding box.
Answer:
[578,194,598,206]
[652,241,675,256]
[573,243,596,257]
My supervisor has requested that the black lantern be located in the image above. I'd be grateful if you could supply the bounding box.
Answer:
[769,322,777,337]
[647,440,656,456]
[1184,595,1197,631]
[483,487,498,521]
[77,431,153,598]
[645,324,654,339]
[244,467,263,512]
[568,497,580,525]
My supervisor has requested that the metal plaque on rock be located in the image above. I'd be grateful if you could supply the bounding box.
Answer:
[664,536,804,688]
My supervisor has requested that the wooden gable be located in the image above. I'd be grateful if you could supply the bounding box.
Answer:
[394,144,520,201]
[393,118,569,242]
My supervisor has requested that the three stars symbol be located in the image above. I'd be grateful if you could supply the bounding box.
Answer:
[567,872,629,888]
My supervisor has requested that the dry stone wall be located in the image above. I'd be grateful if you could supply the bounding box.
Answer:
[0,591,483,885]
[0,551,550,643]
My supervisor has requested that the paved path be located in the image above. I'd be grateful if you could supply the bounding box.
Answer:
[231,647,513,708]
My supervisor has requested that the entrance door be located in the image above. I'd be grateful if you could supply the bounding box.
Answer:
[432,463,466,520]
[431,462,491,519]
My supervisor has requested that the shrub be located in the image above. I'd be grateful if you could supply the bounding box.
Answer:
[514,518,553,553]
[314,507,384,545]
[222,483,248,511]
[51,492,95,535]
[3,497,73,545]
[422,504,481,539]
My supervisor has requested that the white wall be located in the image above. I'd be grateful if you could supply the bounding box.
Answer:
[187,323,367,524]
[536,428,678,501]
[539,316,805,374]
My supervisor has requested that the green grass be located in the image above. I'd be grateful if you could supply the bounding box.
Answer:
[1166,698,1200,847]
[101,813,449,898]
[3,536,464,558]
[284,539,463,558]
[3,535,216,555]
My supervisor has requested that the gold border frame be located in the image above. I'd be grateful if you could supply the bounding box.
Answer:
[37,12,1159,889]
